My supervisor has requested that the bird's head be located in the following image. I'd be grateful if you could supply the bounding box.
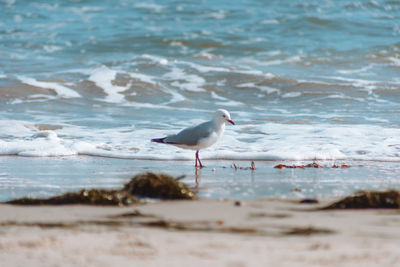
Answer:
[214,109,235,125]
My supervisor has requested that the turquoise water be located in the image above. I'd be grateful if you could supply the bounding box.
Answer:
[2,1,399,71]
[1,0,400,199]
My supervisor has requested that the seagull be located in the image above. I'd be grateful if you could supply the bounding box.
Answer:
[151,109,235,168]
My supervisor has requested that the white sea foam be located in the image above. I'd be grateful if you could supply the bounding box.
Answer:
[0,120,36,138]
[337,64,374,74]
[128,72,157,85]
[69,6,105,15]
[364,117,389,123]
[184,61,231,73]
[244,55,302,67]
[163,88,186,104]
[236,82,255,88]
[43,45,63,53]
[10,94,59,104]
[195,51,219,60]
[1,118,400,162]
[164,67,206,92]
[210,92,226,100]
[0,131,75,157]
[261,19,279,24]
[88,66,129,103]
[237,83,279,94]
[258,86,280,94]
[134,3,165,12]
[326,93,365,102]
[210,92,243,106]
[208,10,227,19]
[159,59,168,65]
[389,57,400,66]
[170,81,205,92]
[16,76,81,98]
[31,3,59,11]
[323,76,378,93]
[282,92,301,98]
[140,54,168,65]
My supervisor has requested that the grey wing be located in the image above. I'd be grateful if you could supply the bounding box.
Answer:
[164,121,213,146]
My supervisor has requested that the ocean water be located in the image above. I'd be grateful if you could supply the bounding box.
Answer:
[1,0,400,199]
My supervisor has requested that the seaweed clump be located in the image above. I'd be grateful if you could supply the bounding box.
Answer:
[7,189,137,206]
[6,172,195,206]
[283,226,334,236]
[322,190,400,210]
[124,172,195,200]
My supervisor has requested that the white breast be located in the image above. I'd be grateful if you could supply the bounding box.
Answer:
[197,124,225,150]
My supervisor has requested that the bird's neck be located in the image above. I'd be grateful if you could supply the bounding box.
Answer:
[213,119,225,133]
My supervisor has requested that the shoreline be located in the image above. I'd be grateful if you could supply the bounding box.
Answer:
[1,197,400,266]
[4,153,400,163]
[2,156,400,201]
[1,160,400,266]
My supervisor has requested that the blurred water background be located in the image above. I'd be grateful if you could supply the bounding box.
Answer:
[1,0,400,199]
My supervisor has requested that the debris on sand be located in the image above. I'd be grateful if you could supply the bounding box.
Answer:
[6,189,137,206]
[124,172,195,200]
[274,162,350,169]
[299,199,319,204]
[6,172,196,205]
[321,190,400,209]
[283,226,335,236]
[231,161,256,171]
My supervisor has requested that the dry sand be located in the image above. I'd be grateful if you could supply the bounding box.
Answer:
[1,198,400,267]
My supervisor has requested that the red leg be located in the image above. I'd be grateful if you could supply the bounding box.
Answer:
[196,150,204,168]
[198,158,203,168]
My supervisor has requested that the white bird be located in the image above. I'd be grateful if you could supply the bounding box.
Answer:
[151,109,235,168]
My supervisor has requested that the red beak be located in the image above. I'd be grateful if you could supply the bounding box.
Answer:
[227,119,235,125]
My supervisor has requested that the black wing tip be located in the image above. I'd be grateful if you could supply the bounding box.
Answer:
[151,137,166,143]
[151,138,179,145]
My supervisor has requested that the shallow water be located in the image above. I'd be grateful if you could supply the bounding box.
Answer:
[1,157,400,201]
[1,1,400,199]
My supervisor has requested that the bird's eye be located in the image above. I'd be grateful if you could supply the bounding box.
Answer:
[222,115,226,118]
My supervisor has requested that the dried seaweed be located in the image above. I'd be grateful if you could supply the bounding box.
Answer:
[6,189,137,206]
[124,172,195,200]
[6,172,196,206]
[248,212,291,219]
[299,199,319,204]
[283,226,334,236]
[321,190,400,209]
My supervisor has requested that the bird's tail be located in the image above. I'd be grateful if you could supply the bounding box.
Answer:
[151,137,166,143]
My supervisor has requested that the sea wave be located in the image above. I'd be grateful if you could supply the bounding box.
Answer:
[1,120,400,162]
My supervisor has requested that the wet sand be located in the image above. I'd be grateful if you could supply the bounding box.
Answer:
[1,199,400,267]
[2,156,400,201]
[1,156,400,266]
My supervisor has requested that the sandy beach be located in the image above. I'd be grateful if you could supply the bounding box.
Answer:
[2,0,400,266]
[1,197,400,267]
[1,157,400,266]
